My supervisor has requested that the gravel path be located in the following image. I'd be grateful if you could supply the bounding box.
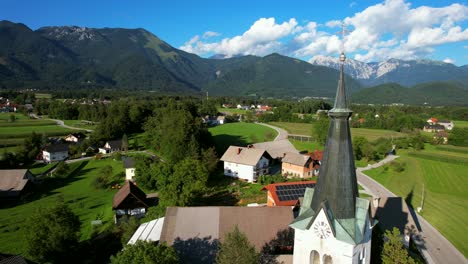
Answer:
[253,123,298,158]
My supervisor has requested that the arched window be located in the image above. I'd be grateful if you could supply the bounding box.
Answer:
[323,254,333,264]
[310,250,320,264]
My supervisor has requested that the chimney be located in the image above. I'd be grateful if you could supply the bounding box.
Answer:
[283,152,286,158]
[237,148,242,154]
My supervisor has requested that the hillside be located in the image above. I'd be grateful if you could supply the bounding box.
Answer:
[0,20,357,97]
[351,81,468,106]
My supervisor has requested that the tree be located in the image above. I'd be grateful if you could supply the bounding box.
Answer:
[216,225,259,264]
[201,147,219,174]
[54,161,70,178]
[24,199,81,263]
[382,227,416,264]
[312,115,330,145]
[158,158,208,206]
[9,114,16,123]
[110,241,178,264]
[122,134,129,151]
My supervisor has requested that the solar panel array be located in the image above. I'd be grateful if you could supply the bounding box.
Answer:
[276,183,315,202]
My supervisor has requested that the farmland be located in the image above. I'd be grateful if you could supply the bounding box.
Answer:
[208,122,277,155]
[365,144,468,257]
[0,158,124,255]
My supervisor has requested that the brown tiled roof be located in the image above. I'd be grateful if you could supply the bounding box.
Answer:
[308,150,323,161]
[112,181,148,209]
[282,152,311,167]
[261,181,316,206]
[160,206,293,251]
[220,146,271,166]
[0,169,31,198]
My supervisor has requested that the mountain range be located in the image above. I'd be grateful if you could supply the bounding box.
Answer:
[1,20,468,104]
[0,20,360,97]
[310,55,468,87]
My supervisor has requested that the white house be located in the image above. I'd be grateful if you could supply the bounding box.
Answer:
[220,146,271,182]
[43,144,69,163]
[99,139,122,154]
[65,132,86,143]
[123,157,136,181]
[437,120,454,130]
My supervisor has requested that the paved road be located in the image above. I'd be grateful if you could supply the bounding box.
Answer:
[357,156,467,264]
[253,123,298,158]
[30,114,94,132]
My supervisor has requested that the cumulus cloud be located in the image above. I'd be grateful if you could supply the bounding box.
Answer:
[443,58,455,64]
[180,0,468,63]
[202,31,220,39]
[180,17,298,57]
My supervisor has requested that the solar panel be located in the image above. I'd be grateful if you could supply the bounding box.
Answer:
[273,182,316,202]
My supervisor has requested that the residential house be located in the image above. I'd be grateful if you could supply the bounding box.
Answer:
[216,115,225,125]
[65,132,86,143]
[0,169,33,198]
[308,150,323,176]
[113,181,149,223]
[123,157,136,181]
[423,124,445,133]
[426,117,438,125]
[99,139,122,154]
[220,146,272,182]
[437,120,454,130]
[158,206,294,263]
[281,152,315,178]
[262,181,316,207]
[43,144,69,163]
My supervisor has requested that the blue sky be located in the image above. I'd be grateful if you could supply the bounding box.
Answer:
[2,0,468,65]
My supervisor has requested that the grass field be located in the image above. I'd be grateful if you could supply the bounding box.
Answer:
[64,120,98,131]
[34,93,52,99]
[0,125,78,138]
[270,122,407,141]
[453,120,468,128]
[290,139,324,152]
[365,144,468,257]
[0,158,124,255]
[209,123,277,155]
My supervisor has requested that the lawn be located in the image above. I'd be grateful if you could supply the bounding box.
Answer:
[0,158,125,255]
[365,145,468,257]
[270,121,407,141]
[35,93,52,99]
[218,108,249,115]
[64,120,98,131]
[209,123,277,155]
[0,125,78,138]
[453,120,468,128]
[290,139,324,152]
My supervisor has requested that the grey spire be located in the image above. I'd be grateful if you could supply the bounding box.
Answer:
[310,50,358,221]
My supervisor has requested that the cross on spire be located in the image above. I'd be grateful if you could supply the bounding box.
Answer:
[337,23,352,62]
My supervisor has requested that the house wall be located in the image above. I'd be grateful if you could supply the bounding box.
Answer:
[293,209,371,264]
[43,150,68,163]
[224,161,255,182]
[126,168,136,181]
[282,162,311,178]
[267,191,275,206]
[439,122,453,130]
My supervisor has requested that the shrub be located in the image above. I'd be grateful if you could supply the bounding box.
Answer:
[390,161,406,172]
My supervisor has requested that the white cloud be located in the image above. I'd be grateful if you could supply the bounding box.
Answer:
[443,58,455,64]
[180,17,298,57]
[180,0,468,63]
[350,1,357,8]
[202,31,220,39]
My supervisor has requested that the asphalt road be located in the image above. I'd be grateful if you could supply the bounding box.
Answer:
[253,123,299,158]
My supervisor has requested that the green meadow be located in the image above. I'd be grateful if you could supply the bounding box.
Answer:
[208,122,277,155]
[0,158,124,255]
[365,144,468,257]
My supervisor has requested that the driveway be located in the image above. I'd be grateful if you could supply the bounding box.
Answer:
[253,123,298,158]
[357,156,467,264]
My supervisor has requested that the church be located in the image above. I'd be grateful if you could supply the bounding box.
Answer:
[129,43,374,264]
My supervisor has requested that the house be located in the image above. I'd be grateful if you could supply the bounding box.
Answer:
[437,120,454,130]
[123,157,136,181]
[43,144,69,163]
[99,139,122,154]
[113,181,149,223]
[423,124,445,133]
[127,217,165,245]
[262,181,316,207]
[0,169,33,198]
[220,146,272,182]
[281,152,315,178]
[159,206,294,263]
[216,115,225,125]
[65,132,86,143]
[308,150,323,176]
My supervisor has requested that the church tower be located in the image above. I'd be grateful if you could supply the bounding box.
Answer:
[290,25,373,264]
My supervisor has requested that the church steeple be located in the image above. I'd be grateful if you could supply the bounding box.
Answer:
[310,27,358,221]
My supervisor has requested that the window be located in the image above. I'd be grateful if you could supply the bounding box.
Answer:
[323,254,332,264]
[310,250,320,264]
